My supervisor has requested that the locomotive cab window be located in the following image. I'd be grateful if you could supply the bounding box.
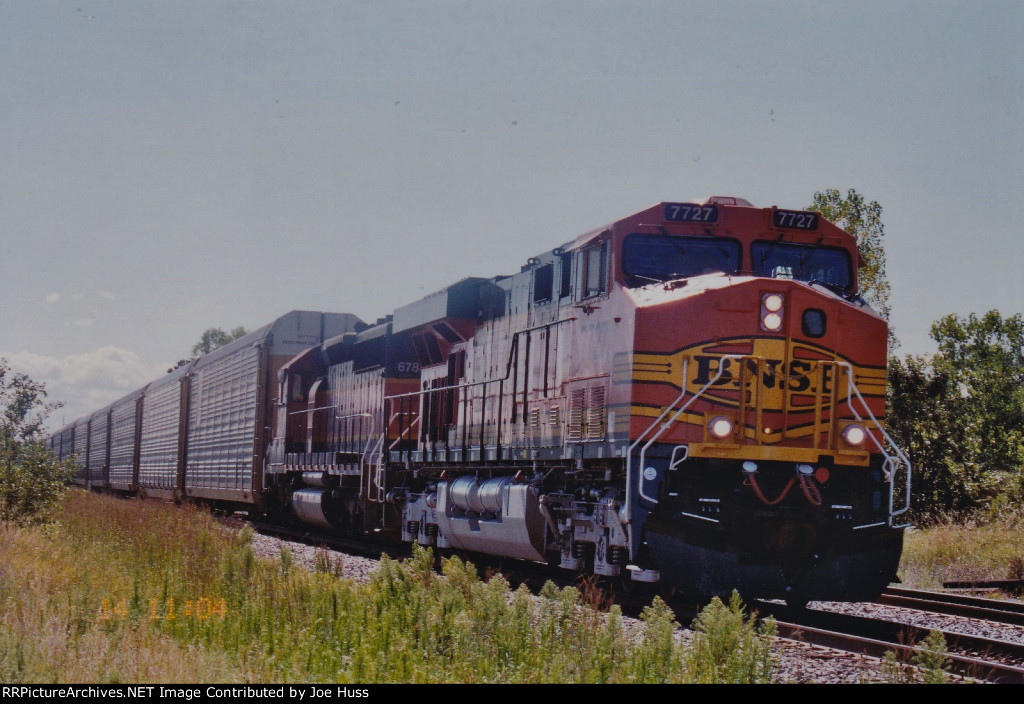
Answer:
[580,241,608,299]
[533,263,554,304]
[559,252,572,298]
[621,234,741,286]
[752,241,852,289]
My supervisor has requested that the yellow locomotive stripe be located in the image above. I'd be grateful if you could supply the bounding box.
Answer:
[628,405,873,465]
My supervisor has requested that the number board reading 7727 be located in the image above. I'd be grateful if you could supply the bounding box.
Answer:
[772,209,819,230]
[664,203,719,223]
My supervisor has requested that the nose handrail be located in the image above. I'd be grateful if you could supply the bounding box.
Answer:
[836,361,912,524]
[624,355,913,534]
[626,355,747,516]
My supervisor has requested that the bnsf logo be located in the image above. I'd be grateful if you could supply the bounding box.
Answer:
[692,355,838,394]
[631,338,876,413]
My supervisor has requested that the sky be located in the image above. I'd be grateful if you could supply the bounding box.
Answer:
[1,0,1022,429]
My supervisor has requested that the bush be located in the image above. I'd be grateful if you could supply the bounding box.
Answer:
[0,440,74,524]
[0,359,74,524]
[685,591,777,684]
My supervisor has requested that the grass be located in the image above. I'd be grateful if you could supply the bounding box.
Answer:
[882,630,952,685]
[0,490,777,683]
[898,517,1024,591]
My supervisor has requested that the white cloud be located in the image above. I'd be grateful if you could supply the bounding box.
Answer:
[1,347,170,429]
[99,291,115,300]
[73,318,94,327]
[45,292,61,304]
[71,293,84,302]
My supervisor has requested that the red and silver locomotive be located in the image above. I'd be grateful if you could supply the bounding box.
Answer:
[50,197,910,605]
[268,196,911,604]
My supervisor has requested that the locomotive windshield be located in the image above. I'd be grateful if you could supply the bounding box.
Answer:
[622,234,741,285]
[752,241,853,289]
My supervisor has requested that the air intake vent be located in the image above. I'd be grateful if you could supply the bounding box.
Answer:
[567,389,586,440]
[586,385,606,440]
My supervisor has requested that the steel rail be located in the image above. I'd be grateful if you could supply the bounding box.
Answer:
[768,620,1024,683]
[752,599,1024,683]
[879,587,1024,627]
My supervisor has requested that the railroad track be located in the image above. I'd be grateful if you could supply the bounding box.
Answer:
[879,586,1024,626]
[753,599,1024,683]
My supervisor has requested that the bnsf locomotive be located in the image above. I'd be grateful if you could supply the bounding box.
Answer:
[49,197,911,605]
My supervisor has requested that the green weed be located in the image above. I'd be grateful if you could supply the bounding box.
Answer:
[0,491,780,683]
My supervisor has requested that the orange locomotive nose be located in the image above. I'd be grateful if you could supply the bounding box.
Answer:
[629,276,887,458]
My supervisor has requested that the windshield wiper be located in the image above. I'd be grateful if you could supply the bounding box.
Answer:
[711,240,740,274]
[757,234,786,277]
[629,273,664,285]
[807,279,857,301]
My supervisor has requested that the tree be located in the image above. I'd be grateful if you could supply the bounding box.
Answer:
[888,311,1024,522]
[0,359,75,524]
[932,311,1024,505]
[168,326,249,372]
[887,355,976,521]
[191,326,249,357]
[808,189,891,323]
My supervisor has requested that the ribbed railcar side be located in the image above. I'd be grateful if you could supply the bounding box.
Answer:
[108,388,146,492]
[86,408,112,489]
[138,363,191,499]
[55,425,74,462]
[63,426,75,461]
[185,335,264,504]
[185,311,365,508]
[72,417,89,485]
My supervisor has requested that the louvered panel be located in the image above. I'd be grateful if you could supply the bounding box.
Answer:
[567,388,586,440]
[585,385,606,440]
[528,407,541,428]
[548,406,560,427]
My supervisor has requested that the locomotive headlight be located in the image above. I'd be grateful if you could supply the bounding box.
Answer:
[842,424,867,446]
[708,416,734,439]
[761,293,785,331]
[763,293,784,312]
[762,312,783,331]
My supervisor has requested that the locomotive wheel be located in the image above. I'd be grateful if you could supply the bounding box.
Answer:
[785,591,810,609]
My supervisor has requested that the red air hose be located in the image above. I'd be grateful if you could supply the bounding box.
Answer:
[747,472,823,507]
[799,474,822,506]
[747,474,796,506]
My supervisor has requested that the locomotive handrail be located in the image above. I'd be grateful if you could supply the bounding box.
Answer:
[287,404,340,415]
[362,411,420,503]
[626,355,912,531]
[387,415,421,452]
[381,316,577,403]
[372,315,577,482]
[626,355,746,519]
[836,361,913,523]
[335,412,374,421]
